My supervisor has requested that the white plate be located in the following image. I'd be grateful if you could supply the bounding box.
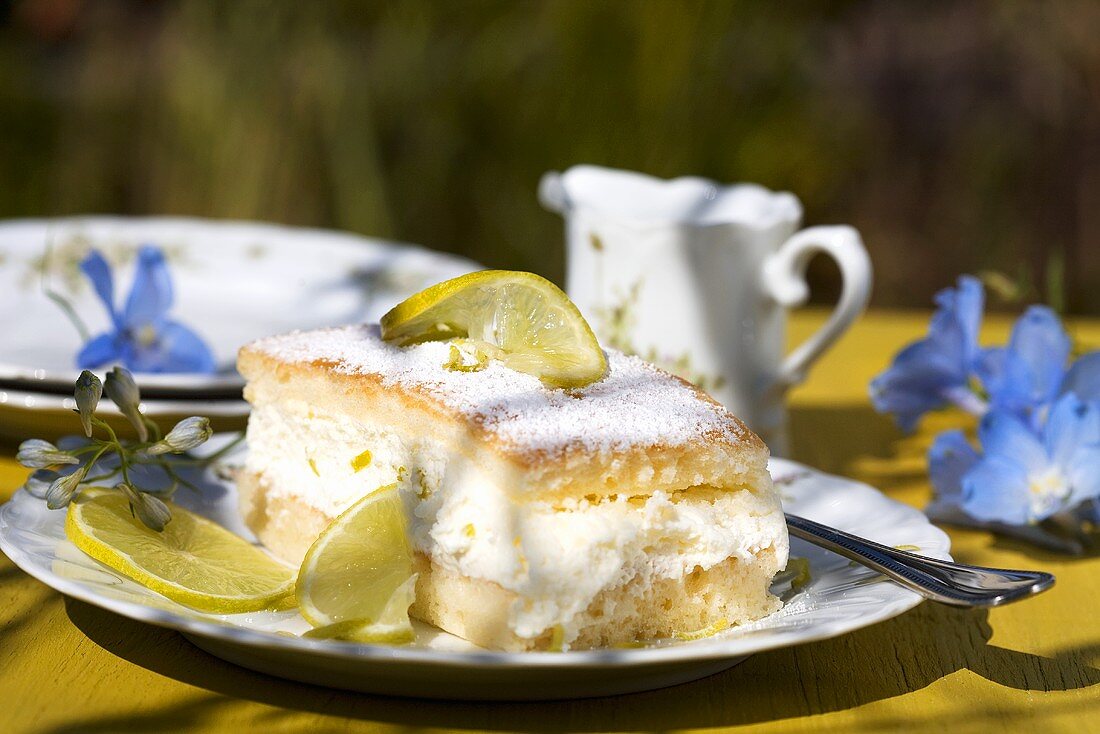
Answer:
[0,386,249,441]
[0,217,479,396]
[0,450,951,700]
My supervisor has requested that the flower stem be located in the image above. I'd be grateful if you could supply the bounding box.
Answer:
[43,287,91,342]
[68,443,106,456]
[83,470,121,484]
[92,416,121,446]
[168,432,245,466]
[142,416,162,442]
[78,445,113,491]
[39,232,91,342]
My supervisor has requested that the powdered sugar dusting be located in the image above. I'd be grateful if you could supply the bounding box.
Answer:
[250,325,748,455]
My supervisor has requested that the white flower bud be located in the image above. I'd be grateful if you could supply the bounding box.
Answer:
[75,370,103,438]
[17,439,79,469]
[105,367,147,442]
[46,471,84,509]
[119,483,172,531]
[143,417,213,455]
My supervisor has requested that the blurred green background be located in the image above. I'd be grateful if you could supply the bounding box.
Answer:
[1,0,1098,313]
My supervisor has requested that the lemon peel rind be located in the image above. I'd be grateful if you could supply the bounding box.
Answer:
[295,483,413,629]
[379,270,608,389]
[301,619,414,644]
[300,574,417,645]
[65,492,295,614]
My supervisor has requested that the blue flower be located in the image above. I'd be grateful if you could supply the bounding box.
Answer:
[977,307,1100,429]
[929,393,1100,524]
[977,306,1071,426]
[870,275,984,431]
[76,246,216,374]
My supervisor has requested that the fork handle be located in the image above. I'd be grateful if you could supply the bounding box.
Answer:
[784,513,1055,607]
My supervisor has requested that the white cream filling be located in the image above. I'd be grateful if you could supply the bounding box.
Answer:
[246,401,788,643]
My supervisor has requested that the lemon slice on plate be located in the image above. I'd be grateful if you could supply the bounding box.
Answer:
[380,270,608,389]
[296,483,417,643]
[66,491,295,613]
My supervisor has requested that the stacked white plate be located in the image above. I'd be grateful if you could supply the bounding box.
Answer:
[0,217,479,441]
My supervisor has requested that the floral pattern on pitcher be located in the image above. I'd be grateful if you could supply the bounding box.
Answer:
[596,276,727,395]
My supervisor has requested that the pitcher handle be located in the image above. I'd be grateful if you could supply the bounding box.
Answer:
[761,225,872,393]
[538,171,569,214]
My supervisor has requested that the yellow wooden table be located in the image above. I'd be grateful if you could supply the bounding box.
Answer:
[2,310,1098,733]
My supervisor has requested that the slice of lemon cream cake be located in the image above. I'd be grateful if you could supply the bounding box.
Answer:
[238,325,788,651]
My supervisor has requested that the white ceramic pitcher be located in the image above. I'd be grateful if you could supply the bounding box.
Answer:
[539,165,872,454]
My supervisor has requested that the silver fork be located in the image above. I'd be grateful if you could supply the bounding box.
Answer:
[786,513,1055,606]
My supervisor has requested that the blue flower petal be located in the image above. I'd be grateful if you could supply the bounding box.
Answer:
[871,379,946,433]
[1013,306,1071,394]
[123,245,174,328]
[975,346,1017,407]
[960,455,1032,524]
[1044,393,1100,467]
[932,275,984,365]
[127,320,216,374]
[1062,352,1100,402]
[79,250,120,327]
[1066,444,1100,508]
[928,430,979,509]
[978,409,1047,474]
[1046,393,1100,508]
[870,338,965,430]
[871,277,985,431]
[75,332,123,369]
[986,306,1071,415]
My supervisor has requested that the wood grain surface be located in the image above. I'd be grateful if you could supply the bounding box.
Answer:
[1,310,1098,733]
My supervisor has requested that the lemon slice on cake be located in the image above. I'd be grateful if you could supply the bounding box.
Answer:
[380,270,608,389]
[295,483,417,643]
[66,491,295,613]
